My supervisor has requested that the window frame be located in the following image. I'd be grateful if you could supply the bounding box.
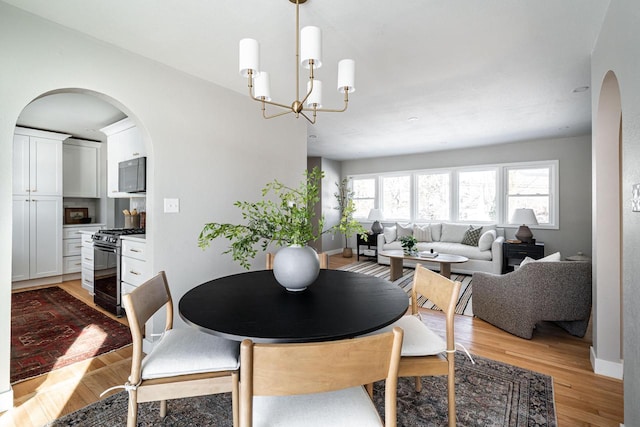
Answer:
[348,159,559,229]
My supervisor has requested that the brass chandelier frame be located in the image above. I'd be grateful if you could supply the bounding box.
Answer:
[243,0,351,124]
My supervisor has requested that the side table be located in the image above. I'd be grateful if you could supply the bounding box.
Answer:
[502,241,545,273]
[357,232,380,261]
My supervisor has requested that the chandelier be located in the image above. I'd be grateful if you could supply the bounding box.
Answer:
[238,0,355,124]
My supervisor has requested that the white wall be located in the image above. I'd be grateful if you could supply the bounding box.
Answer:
[341,135,593,259]
[591,0,640,422]
[0,2,306,409]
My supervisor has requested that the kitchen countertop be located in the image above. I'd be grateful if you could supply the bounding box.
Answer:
[120,234,146,242]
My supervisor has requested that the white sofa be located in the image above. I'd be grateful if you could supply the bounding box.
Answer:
[376,222,505,275]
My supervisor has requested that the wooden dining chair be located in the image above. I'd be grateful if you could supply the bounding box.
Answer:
[120,271,240,427]
[369,264,461,426]
[266,251,329,269]
[239,327,404,427]
[397,264,461,426]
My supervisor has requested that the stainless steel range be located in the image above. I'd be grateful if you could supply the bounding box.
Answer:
[92,228,145,316]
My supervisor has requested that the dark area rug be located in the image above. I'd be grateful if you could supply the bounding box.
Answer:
[48,353,556,426]
[11,286,132,384]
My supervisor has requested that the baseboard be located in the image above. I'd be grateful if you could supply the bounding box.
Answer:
[325,248,343,256]
[0,386,14,412]
[590,346,624,379]
[11,275,63,290]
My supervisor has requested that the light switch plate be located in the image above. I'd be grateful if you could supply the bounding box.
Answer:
[164,198,180,213]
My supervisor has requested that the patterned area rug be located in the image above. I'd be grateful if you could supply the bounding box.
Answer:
[11,286,132,384]
[339,261,474,316]
[47,352,556,426]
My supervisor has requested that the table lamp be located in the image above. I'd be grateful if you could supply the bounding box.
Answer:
[510,208,538,243]
[367,209,384,234]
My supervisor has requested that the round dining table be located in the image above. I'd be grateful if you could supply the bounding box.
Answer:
[179,269,409,343]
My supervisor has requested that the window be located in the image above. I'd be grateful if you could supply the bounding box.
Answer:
[352,177,375,219]
[348,160,558,228]
[381,175,411,220]
[506,166,553,224]
[416,172,450,221]
[458,169,497,222]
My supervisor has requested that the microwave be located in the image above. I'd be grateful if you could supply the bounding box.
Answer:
[118,157,146,193]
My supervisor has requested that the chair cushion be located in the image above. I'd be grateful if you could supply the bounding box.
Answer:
[141,328,239,379]
[252,386,383,427]
[387,315,446,356]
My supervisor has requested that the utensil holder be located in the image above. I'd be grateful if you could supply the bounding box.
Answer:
[124,214,140,229]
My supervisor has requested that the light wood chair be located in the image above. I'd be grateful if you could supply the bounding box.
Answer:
[239,327,404,427]
[399,264,461,426]
[266,251,329,269]
[372,264,461,426]
[120,271,240,427]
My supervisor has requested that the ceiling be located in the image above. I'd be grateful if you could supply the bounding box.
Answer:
[8,0,609,160]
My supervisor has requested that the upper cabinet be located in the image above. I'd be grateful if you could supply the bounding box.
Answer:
[63,138,101,198]
[101,117,146,198]
[13,128,69,196]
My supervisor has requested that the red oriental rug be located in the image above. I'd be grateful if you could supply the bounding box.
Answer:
[11,286,132,384]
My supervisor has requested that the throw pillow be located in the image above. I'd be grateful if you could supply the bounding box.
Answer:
[520,251,561,267]
[440,223,469,243]
[413,224,432,242]
[429,223,442,241]
[461,225,483,246]
[396,223,413,239]
[478,229,497,251]
[383,226,397,244]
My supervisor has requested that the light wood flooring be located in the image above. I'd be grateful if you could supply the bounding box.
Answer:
[1,255,624,426]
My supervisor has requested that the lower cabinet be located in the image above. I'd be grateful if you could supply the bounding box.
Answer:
[120,238,149,298]
[80,231,97,294]
[63,225,103,274]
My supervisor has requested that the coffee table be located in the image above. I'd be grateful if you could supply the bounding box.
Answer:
[378,249,469,280]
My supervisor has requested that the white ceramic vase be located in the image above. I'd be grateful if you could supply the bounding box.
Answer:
[272,245,320,292]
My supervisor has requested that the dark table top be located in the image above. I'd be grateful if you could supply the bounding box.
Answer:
[179,269,409,343]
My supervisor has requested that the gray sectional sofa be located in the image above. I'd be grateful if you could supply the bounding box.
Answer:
[376,222,505,275]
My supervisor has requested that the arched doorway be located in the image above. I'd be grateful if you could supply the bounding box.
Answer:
[591,70,623,378]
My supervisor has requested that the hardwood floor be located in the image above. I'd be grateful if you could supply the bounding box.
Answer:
[1,256,623,426]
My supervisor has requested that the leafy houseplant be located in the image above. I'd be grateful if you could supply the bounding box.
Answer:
[198,167,360,270]
[400,235,418,255]
[334,178,368,258]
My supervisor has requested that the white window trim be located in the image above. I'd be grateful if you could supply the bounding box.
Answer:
[348,159,559,229]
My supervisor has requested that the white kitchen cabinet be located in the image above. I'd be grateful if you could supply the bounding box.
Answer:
[12,195,63,281]
[13,128,69,196]
[120,237,149,296]
[80,231,96,294]
[12,128,69,283]
[100,117,146,198]
[63,225,103,274]
[63,138,101,198]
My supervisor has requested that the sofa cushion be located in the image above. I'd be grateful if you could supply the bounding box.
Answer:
[419,242,493,261]
[413,224,432,242]
[478,229,497,251]
[440,223,469,243]
[461,226,482,246]
[383,226,397,243]
[396,223,413,239]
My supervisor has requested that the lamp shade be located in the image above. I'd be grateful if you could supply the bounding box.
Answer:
[510,208,538,225]
[254,72,271,101]
[367,209,384,221]
[306,80,322,107]
[239,38,259,77]
[300,26,322,69]
[337,59,355,93]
